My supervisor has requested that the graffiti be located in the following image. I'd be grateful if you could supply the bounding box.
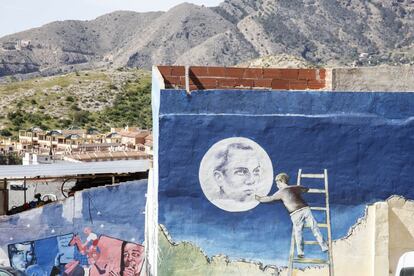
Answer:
[7,231,145,276]
[199,137,273,212]
[256,173,328,258]
[8,241,36,273]
[120,242,145,276]
[155,83,414,274]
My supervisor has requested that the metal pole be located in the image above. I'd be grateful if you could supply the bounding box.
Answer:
[2,178,8,215]
[185,65,190,95]
[23,177,27,203]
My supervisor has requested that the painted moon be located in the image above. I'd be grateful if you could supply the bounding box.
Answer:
[199,137,274,212]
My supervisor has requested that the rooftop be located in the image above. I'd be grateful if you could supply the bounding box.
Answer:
[0,160,149,179]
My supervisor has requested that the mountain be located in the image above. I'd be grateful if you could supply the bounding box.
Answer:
[1,0,413,78]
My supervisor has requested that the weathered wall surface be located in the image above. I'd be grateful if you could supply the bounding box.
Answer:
[332,66,414,92]
[0,180,147,275]
[158,196,414,276]
[153,82,414,276]
[388,197,414,275]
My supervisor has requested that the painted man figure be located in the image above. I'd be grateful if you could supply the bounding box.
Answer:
[121,242,145,276]
[213,142,262,203]
[255,173,328,258]
[8,242,36,274]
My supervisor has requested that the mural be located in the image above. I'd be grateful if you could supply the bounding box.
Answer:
[256,173,328,258]
[0,180,147,276]
[199,137,273,212]
[7,233,145,276]
[154,88,414,274]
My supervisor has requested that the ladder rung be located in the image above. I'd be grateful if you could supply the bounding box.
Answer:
[301,173,325,179]
[310,207,327,211]
[305,223,328,228]
[308,189,326,193]
[293,258,328,264]
[304,241,319,245]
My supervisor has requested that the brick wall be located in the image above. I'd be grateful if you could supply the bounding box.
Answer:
[157,66,326,91]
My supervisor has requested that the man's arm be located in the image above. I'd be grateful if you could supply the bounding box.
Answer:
[255,192,281,203]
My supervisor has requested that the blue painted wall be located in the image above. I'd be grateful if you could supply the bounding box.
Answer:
[157,89,414,265]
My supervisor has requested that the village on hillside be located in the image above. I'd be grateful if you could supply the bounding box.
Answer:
[0,126,152,164]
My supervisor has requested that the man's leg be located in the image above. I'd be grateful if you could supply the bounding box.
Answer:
[290,211,305,257]
[303,208,328,251]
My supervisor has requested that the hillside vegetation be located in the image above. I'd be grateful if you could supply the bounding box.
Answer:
[0,68,151,137]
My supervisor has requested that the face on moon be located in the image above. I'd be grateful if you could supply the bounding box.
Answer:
[199,137,273,212]
[215,148,261,202]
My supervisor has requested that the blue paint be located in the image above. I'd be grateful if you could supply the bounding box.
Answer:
[0,180,147,255]
[157,89,414,266]
[160,90,414,120]
[34,236,59,274]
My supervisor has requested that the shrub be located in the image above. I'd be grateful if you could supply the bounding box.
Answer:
[66,96,75,102]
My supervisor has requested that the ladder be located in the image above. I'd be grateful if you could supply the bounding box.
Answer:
[287,169,334,276]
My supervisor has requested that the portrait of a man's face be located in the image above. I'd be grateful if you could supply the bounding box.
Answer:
[213,144,261,202]
[121,242,144,276]
[199,137,273,212]
[8,242,36,272]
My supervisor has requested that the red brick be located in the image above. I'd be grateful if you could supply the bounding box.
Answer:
[198,84,217,90]
[237,79,254,88]
[307,80,325,90]
[263,68,282,79]
[179,76,192,88]
[280,69,299,80]
[289,80,308,90]
[254,79,272,88]
[190,77,218,88]
[218,78,238,88]
[207,67,227,77]
[243,68,263,79]
[189,85,199,91]
[190,66,209,77]
[271,79,289,90]
[157,66,172,77]
[163,76,182,88]
[298,69,316,80]
[171,66,185,76]
[225,67,245,78]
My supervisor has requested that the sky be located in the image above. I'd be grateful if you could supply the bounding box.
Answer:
[0,0,222,38]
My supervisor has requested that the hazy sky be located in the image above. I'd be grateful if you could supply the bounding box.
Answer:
[0,0,223,38]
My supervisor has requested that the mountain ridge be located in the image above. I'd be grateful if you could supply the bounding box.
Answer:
[1,0,413,78]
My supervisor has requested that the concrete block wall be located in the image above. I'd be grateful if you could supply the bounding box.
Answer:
[332,66,414,92]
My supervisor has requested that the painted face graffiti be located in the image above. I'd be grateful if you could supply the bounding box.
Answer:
[214,147,261,202]
[8,242,36,272]
[199,137,273,212]
[121,242,145,276]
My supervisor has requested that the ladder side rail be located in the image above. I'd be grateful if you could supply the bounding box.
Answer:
[288,169,303,276]
[297,169,302,186]
[324,169,334,276]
